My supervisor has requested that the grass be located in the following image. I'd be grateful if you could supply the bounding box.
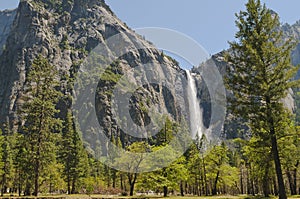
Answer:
[0,195,300,199]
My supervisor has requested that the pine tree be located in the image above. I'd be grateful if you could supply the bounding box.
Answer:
[20,55,63,196]
[0,122,15,196]
[0,135,15,196]
[59,110,88,194]
[0,130,4,193]
[225,1,299,199]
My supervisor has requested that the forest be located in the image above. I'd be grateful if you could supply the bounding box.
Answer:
[0,0,300,199]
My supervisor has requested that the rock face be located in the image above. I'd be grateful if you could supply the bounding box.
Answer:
[282,21,300,78]
[0,9,16,56]
[0,0,190,149]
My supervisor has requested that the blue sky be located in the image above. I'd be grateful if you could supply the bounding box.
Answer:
[1,1,300,56]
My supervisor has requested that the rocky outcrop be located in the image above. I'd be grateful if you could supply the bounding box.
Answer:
[0,0,190,151]
[0,9,16,56]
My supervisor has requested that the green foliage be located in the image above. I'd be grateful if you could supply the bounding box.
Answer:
[152,117,176,146]
[225,1,298,130]
[205,144,239,195]
[59,110,89,194]
[138,154,188,196]
[100,65,122,84]
[136,144,189,197]
[114,142,150,196]
[294,92,300,125]
[79,177,96,196]
[60,35,70,50]
[19,55,63,196]
[0,130,4,179]
[114,142,150,174]
[225,1,300,198]
[0,132,16,196]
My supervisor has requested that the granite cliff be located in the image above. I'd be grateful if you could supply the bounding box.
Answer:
[0,0,190,149]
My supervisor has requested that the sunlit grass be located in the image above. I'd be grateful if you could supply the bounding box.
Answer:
[0,194,299,199]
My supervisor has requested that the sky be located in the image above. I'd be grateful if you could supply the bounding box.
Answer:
[1,1,300,62]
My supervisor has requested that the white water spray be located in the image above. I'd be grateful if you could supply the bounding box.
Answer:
[186,70,204,139]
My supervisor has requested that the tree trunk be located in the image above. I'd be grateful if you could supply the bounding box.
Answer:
[129,183,134,196]
[107,167,111,187]
[24,181,31,196]
[1,173,6,196]
[246,165,251,195]
[67,175,71,194]
[49,182,53,194]
[212,171,220,195]
[287,171,296,195]
[113,170,116,188]
[163,186,168,197]
[251,171,255,196]
[273,176,278,196]
[120,175,124,191]
[266,97,287,199]
[71,178,76,194]
[271,132,287,199]
[240,166,244,194]
[34,147,41,196]
[180,181,184,196]
[293,162,298,195]
[262,164,270,197]
[129,173,137,196]
[18,173,22,197]
[202,156,208,196]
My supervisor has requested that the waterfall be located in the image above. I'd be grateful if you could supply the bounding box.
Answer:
[186,70,204,139]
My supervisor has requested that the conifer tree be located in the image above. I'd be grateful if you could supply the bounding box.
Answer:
[0,134,15,196]
[0,122,15,196]
[0,130,4,193]
[59,110,88,194]
[225,1,299,198]
[20,55,62,196]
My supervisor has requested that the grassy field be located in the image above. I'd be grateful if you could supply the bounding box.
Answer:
[0,195,299,199]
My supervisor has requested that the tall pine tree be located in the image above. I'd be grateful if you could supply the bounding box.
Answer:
[20,55,62,196]
[225,1,299,199]
[59,110,88,194]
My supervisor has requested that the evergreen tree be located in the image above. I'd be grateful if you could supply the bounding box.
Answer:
[225,1,299,198]
[0,130,4,194]
[0,123,16,196]
[153,117,175,146]
[20,55,63,196]
[0,134,15,196]
[14,133,31,196]
[59,110,88,194]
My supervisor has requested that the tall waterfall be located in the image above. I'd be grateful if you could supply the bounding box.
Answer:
[186,70,204,139]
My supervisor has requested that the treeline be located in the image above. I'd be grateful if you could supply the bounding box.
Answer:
[1,115,300,197]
